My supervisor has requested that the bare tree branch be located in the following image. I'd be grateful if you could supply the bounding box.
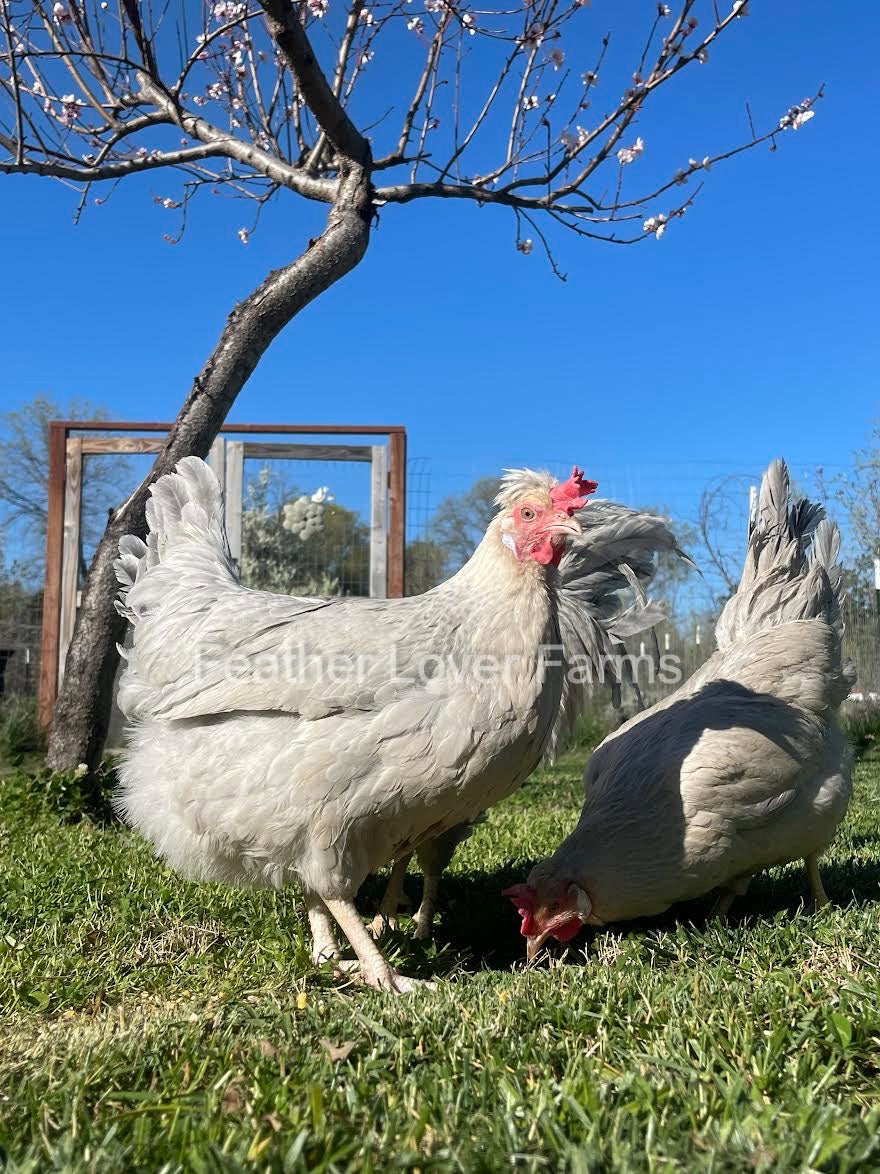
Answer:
[257,0,369,164]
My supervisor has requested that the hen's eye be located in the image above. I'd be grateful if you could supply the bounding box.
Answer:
[520,506,536,522]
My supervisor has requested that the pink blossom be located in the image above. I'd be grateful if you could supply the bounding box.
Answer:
[518,21,544,47]
[560,126,588,152]
[212,0,246,23]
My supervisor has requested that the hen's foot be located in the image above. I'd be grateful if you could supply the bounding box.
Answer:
[324,896,436,996]
[368,913,399,938]
[360,965,436,995]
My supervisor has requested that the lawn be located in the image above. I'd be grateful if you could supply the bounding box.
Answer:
[1,746,879,1172]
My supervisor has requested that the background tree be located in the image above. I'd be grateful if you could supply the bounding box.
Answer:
[834,422,880,591]
[695,471,754,606]
[0,397,132,582]
[405,539,447,596]
[430,476,500,577]
[0,0,820,770]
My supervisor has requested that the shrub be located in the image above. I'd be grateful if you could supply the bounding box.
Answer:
[0,694,45,767]
[841,700,880,758]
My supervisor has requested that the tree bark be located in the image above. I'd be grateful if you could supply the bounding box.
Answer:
[46,162,372,772]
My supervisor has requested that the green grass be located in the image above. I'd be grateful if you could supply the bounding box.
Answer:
[1,750,879,1173]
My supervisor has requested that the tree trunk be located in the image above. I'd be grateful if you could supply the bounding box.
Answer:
[46,163,372,772]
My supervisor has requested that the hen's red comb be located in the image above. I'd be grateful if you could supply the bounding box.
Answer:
[550,466,598,515]
[502,883,538,937]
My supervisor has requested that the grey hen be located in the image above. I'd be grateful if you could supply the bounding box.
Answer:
[508,459,854,958]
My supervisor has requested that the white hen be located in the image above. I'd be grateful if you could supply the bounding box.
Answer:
[114,458,681,990]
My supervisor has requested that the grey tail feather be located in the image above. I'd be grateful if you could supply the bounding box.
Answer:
[716,458,846,649]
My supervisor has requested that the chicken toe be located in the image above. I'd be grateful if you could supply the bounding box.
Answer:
[324,898,430,995]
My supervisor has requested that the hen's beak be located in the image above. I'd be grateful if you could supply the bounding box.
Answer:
[540,512,582,539]
[526,931,552,963]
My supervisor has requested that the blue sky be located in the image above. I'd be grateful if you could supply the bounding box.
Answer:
[1,0,877,554]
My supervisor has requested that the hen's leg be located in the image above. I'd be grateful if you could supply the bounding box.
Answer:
[324,898,434,994]
[805,854,830,908]
[413,872,440,940]
[369,854,412,938]
[304,889,341,964]
[710,874,752,921]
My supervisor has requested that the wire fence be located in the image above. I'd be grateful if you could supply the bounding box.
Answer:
[624,600,880,711]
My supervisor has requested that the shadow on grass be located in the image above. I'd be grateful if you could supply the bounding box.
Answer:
[364,856,880,979]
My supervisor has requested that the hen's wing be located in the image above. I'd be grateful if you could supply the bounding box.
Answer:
[116,458,449,723]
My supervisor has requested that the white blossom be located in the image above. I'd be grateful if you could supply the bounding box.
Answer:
[549,48,565,70]
[696,48,709,64]
[161,197,180,209]
[237,227,250,245]
[52,2,72,23]
[732,0,749,14]
[59,94,81,126]
[688,155,712,171]
[516,238,533,255]
[643,214,667,239]
[360,7,374,22]
[307,0,329,17]
[658,3,671,15]
[310,486,334,504]
[522,94,540,112]
[461,11,475,33]
[617,136,644,165]
[406,15,424,32]
[581,70,598,86]
[779,101,816,131]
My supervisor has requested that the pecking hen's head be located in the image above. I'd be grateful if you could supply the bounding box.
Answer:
[503,859,599,961]
[494,466,598,568]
